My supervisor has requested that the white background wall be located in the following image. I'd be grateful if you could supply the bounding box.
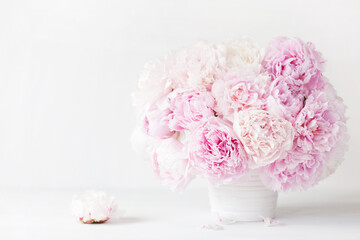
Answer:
[1,0,359,191]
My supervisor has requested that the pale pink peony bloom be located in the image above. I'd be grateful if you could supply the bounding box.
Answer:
[72,191,120,223]
[188,117,249,184]
[152,138,193,192]
[168,88,216,131]
[143,97,174,139]
[212,67,270,122]
[233,110,295,168]
[295,88,346,154]
[266,76,305,123]
[166,41,226,90]
[320,84,348,179]
[133,59,172,109]
[133,41,225,110]
[260,148,323,192]
[322,131,348,179]
[225,37,264,72]
[263,37,326,95]
[294,83,347,178]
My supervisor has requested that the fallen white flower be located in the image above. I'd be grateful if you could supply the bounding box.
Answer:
[72,190,119,223]
[261,216,279,227]
[202,224,224,230]
[218,217,237,225]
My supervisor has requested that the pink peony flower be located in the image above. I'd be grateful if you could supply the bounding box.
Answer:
[263,37,326,95]
[295,88,346,154]
[212,67,270,122]
[152,138,193,192]
[166,41,226,90]
[266,76,305,123]
[143,97,174,139]
[260,148,323,192]
[188,117,249,184]
[319,85,348,179]
[233,110,295,168]
[322,131,348,179]
[168,88,216,131]
[294,83,347,178]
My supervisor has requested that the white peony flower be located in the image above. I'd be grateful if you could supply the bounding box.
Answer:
[225,37,264,72]
[233,110,294,168]
[133,59,173,110]
[152,138,194,192]
[168,41,226,90]
[72,190,120,223]
[212,66,270,122]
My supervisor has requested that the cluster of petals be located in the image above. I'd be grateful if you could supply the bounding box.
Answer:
[263,37,327,123]
[261,84,347,191]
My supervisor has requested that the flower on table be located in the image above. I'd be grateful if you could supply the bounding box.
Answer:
[72,190,119,224]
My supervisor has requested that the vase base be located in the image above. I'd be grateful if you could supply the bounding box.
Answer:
[208,170,278,223]
[212,209,276,223]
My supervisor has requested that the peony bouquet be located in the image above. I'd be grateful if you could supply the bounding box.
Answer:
[132,37,347,193]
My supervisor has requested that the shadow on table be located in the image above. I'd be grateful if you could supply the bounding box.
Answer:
[277,201,360,220]
[107,217,143,225]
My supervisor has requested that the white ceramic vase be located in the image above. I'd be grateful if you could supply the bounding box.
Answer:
[208,170,278,223]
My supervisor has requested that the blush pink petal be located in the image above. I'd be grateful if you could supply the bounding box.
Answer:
[142,98,174,139]
[260,148,323,192]
[266,76,305,123]
[212,67,270,122]
[152,138,193,192]
[263,37,326,96]
[233,110,295,168]
[166,41,226,90]
[188,117,249,185]
[168,89,216,131]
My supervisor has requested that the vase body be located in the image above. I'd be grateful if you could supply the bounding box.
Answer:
[208,170,278,222]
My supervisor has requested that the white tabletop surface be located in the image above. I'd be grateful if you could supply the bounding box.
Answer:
[1,187,359,240]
